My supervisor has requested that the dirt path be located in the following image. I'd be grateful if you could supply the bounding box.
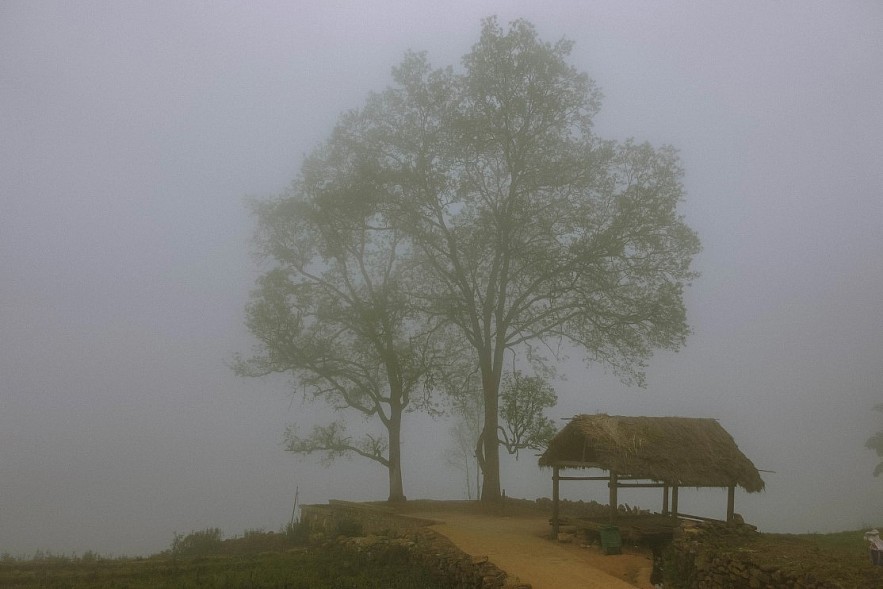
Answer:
[409,511,654,589]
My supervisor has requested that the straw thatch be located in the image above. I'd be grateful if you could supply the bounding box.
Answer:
[538,414,765,492]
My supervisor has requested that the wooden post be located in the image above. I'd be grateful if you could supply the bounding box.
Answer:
[662,484,670,515]
[727,485,736,523]
[671,485,679,517]
[552,466,560,538]
[609,471,618,521]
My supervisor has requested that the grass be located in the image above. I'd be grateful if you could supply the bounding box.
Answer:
[0,528,450,589]
[792,528,873,552]
[7,507,881,588]
[0,549,446,588]
[704,526,883,588]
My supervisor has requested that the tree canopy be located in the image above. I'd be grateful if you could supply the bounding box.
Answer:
[240,17,700,502]
[349,17,700,499]
[498,372,558,460]
[235,140,436,501]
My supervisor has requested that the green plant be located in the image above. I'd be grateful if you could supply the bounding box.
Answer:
[170,527,223,556]
[286,519,311,545]
[0,545,450,588]
[334,518,363,538]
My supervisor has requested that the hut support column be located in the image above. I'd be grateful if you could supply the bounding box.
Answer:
[727,485,736,523]
[609,471,618,521]
[552,466,560,538]
[671,485,679,517]
[662,484,670,515]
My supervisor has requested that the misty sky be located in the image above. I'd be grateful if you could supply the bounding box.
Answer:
[1,1,882,557]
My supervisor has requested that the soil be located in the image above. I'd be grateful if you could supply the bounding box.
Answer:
[389,499,655,588]
[386,499,883,589]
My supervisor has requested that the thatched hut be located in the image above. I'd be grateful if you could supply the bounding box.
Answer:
[538,414,764,533]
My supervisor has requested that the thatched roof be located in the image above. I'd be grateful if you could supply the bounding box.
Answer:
[538,414,765,492]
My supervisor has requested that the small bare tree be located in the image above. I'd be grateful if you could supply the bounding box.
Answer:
[866,404,883,477]
[444,384,483,499]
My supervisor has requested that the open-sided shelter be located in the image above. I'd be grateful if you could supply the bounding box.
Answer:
[538,414,764,534]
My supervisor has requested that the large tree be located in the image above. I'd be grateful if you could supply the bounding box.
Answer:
[352,18,700,500]
[235,137,434,502]
[247,17,700,502]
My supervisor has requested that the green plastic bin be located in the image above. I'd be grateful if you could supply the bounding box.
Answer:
[599,525,622,555]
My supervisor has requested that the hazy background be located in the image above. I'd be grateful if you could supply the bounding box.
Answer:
[2,1,881,557]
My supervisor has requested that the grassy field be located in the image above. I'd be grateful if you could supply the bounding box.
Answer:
[4,507,881,588]
[0,548,452,589]
[694,525,883,588]
[0,527,450,589]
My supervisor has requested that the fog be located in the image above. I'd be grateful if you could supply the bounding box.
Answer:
[1,1,881,557]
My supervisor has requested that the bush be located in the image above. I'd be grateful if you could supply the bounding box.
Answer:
[79,550,99,562]
[334,518,363,538]
[285,520,310,545]
[170,528,223,557]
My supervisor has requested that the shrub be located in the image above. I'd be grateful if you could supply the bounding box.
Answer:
[285,520,310,545]
[79,550,99,562]
[334,518,363,538]
[170,528,223,557]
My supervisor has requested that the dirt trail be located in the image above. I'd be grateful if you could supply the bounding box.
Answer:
[409,511,654,589]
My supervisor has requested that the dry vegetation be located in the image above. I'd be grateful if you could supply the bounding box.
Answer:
[4,498,880,588]
[0,527,446,589]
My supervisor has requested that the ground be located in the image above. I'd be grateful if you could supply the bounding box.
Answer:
[389,500,655,589]
[386,499,883,589]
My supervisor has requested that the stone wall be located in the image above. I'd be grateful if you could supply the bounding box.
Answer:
[301,500,437,537]
[300,501,527,589]
[664,522,841,589]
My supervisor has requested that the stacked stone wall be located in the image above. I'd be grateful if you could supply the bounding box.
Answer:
[300,501,527,589]
[664,522,841,589]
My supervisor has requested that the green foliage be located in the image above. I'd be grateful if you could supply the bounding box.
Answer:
[284,421,389,467]
[351,17,699,499]
[334,518,364,538]
[498,371,558,459]
[236,82,442,500]
[0,545,448,588]
[241,16,700,502]
[793,529,873,552]
[285,519,311,545]
[219,529,292,555]
[170,527,223,557]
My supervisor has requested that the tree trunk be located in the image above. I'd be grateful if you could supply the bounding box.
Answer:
[386,404,406,502]
[480,384,502,501]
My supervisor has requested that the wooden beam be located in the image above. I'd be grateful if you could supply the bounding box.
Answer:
[671,485,679,517]
[676,512,726,524]
[551,460,604,469]
[727,485,736,523]
[609,471,618,521]
[552,466,560,538]
[662,485,670,515]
